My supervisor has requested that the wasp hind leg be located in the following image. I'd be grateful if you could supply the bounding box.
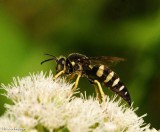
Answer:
[93,80,106,103]
[93,84,102,103]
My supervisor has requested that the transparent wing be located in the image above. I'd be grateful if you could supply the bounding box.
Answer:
[88,56,126,66]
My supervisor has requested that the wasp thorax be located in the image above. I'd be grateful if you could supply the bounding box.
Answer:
[65,60,82,74]
[73,63,81,71]
[56,57,66,73]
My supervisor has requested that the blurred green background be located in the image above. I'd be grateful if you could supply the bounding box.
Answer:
[0,0,160,129]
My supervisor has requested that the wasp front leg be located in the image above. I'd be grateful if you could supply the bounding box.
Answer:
[53,70,65,79]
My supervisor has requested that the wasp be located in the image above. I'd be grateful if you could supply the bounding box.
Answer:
[41,53,131,105]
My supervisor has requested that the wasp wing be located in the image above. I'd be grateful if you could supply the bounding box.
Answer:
[88,56,126,66]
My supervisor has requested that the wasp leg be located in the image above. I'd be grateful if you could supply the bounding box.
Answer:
[94,80,106,103]
[67,74,81,97]
[72,74,81,92]
[53,70,65,79]
[93,84,102,103]
[67,73,76,81]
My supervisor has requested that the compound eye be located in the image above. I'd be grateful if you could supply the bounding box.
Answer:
[57,64,61,70]
[56,64,63,72]
[56,58,66,72]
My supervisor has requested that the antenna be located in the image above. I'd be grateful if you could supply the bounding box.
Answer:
[41,53,58,65]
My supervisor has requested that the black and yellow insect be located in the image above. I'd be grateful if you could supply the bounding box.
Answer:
[41,53,131,105]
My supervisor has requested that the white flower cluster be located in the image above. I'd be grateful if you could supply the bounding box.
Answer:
[0,71,158,132]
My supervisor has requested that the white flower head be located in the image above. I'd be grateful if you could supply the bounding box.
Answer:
[0,71,158,132]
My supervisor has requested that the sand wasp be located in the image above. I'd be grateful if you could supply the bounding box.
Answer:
[41,53,131,105]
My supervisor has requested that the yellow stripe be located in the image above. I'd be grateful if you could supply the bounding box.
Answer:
[119,85,124,91]
[104,71,114,83]
[96,65,104,77]
[112,78,120,87]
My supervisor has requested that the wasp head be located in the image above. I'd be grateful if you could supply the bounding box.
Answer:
[56,57,66,73]
[41,54,67,73]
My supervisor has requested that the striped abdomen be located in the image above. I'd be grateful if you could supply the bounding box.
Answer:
[86,64,131,105]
